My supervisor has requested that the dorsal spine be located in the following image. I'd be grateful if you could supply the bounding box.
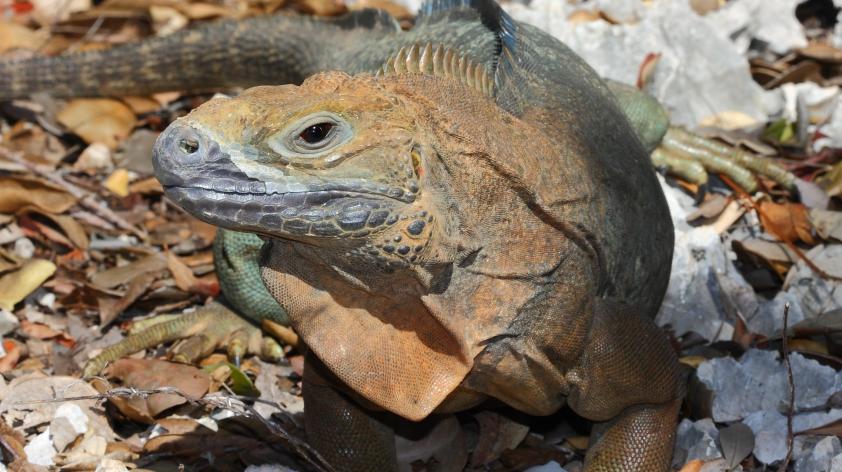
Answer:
[375,43,493,97]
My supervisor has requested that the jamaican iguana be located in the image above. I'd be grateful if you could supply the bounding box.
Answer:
[148,1,683,470]
[0,1,794,469]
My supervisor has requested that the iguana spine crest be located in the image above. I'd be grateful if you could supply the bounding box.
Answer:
[375,43,493,97]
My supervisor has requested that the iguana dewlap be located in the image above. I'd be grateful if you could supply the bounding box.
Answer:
[152,3,681,468]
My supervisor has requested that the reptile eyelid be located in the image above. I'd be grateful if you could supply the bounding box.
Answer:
[265,112,353,161]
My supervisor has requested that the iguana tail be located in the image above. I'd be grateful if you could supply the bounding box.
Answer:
[0,13,353,100]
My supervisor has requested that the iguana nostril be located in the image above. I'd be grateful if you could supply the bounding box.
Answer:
[178,137,200,154]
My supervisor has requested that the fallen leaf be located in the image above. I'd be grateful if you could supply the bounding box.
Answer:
[120,96,163,115]
[348,0,412,19]
[0,22,49,53]
[678,459,704,472]
[104,358,211,422]
[56,99,137,150]
[30,0,92,24]
[22,208,89,250]
[798,43,842,64]
[166,251,219,297]
[719,423,754,469]
[90,253,167,289]
[0,340,23,373]
[73,143,113,172]
[817,160,842,197]
[687,194,729,222]
[97,272,157,327]
[288,0,346,16]
[0,175,77,214]
[689,0,720,15]
[0,259,56,311]
[757,201,816,245]
[471,411,529,466]
[811,209,842,242]
[204,362,260,396]
[103,169,130,197]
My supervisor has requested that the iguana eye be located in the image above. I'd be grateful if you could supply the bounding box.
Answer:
[300,123,334,144]
[266,112,352,160]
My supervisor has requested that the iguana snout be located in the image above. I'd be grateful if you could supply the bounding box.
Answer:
[153,73,433,251]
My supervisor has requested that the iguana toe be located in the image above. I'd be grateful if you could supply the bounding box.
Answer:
[83,302,273,377]
[655,126,796,193]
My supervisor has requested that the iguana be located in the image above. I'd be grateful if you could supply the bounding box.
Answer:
[0,1,796,470]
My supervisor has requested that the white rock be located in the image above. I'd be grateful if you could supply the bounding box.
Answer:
[705,0,806,55]
[505,0,779,127]
[23,428,56,466]
[13,237,35,260]
[794,436,842,472]
[697,349,842,422]
[55,403,90,434]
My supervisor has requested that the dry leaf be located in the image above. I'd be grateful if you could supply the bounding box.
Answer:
[757,201,816,245]
[0,175,77,213]
[818,160,842,197]
[289,0,346,16]
[678,459,704,472]
[90,253,167,289]
[73,143,113,172]
[103,169,130,197]
[104,358,211,422]
[348,0,412,19]
[471,411,529,466]
[120,96,162,115]
[97,271,157,327]
[0,259,56,311]
[149,5,189,36]
[30,0,92,24]
[811,209,842,242]
[0,22,49,53]
[719,423,754,469]
[19,207,90,249]
[57,99,137,150]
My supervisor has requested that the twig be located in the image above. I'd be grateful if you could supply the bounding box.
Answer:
[778,302,795,472]
[0,147,148,241]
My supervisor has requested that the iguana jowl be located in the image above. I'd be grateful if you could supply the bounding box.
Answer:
[150,2,680,470]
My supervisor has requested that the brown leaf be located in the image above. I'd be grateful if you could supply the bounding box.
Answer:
[288,0,346,16]
[104,358,211,422]
[471,411,529,466]
[348,0,412,19]
[166,251,219,297]
[21,208,90,250]
[56,99,137,150]
[757,201,816,245]
[798,43,842,64]
[103,168,130,197]
[97,271,157,327]
[811,209,842,242]
[90,253,167,289]
[678,459,704,472]
[0,175,77,214]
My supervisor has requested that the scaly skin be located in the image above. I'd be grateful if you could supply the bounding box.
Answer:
[149,1,682,469]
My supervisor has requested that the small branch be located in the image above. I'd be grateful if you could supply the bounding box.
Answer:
[778,302,795,472]
[0,147,148,241]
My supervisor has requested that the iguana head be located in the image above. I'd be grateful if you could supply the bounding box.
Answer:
[154,71,439,266]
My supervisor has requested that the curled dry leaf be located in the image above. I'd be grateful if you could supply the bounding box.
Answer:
[90,253,167,289]
[56,99,137,150]
[103,358,211,422]
[757,201,816,245]
[0,259,56,311]
[0,175,77,214]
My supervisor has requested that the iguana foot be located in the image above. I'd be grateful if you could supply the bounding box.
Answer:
[652,126,796,193]
[82,301,283,377]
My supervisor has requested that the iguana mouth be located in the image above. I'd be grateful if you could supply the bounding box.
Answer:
[154,122,407,239]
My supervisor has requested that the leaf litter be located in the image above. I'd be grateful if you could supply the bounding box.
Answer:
[1,0,842,470]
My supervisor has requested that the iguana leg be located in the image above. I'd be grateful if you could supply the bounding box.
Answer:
[565,299,682,472]
[82,301,281,377]
[302,352,399,472]
[606,79,796,193]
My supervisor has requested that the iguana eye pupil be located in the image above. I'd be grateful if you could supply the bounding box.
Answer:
[300,123,333,143]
